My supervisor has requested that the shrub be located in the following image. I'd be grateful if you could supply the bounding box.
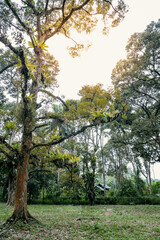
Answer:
[117,178,139,198]
[152,181,160,195]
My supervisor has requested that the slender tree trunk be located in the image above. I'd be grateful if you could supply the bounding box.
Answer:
[100,127,106,196]
[42,174,45,201]
[101,152,106,197]
[148,162,153,196]
[57,171,60,194]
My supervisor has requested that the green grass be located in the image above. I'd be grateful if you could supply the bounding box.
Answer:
[0,203,160,239]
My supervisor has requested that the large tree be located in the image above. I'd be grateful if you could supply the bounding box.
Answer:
[111,20,160,151]
[111,19,160,193]
[0,0,127,222]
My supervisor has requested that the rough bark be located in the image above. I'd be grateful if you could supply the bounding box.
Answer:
[6,173,16,206]
[10,151,32,221]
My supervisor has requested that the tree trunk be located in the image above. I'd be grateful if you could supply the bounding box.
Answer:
[9,99,33,222]
[100,128,106,196]
[148,162,153,196]
[10,153,31,221]
[2,177,8,202]
[101,151,106,197]
[6,173,16,206]
[57,171,60,193]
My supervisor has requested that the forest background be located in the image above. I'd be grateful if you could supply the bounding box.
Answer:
[0,0,160,224]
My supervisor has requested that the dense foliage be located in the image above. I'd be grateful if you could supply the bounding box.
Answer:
[0,0,128,222]
[0,1,160,223]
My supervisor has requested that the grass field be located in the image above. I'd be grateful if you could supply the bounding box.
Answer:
[0,203,160,240]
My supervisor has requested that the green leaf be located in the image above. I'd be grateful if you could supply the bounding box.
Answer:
[4,121,15,129]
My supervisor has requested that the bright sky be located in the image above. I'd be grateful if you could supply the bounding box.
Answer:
[47,0,160,179]
[47,0,160,100]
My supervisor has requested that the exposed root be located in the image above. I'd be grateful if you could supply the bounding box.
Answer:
[0,214,41,239]
[5,210,40,226]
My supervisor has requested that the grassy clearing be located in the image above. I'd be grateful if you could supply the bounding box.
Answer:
[0,203,160,240]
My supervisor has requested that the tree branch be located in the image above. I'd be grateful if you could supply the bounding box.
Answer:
[82,7,106,16]
[0,36,19,54]
[132,87,160,104]
[56,96,69,111]
[155,103,160,116]
[22,0,38,15]
[41,6,62,17]
[5,0,30,33]
[38,89,69,111]
[103,0,119,14]
[5,19,24,32]
[62,0,67,18]
[31,123,49,133]
[0,136,20,156]
[37,114,65,124]
[62,27,79,45]
[0,147,14,161]
[30,123,97,151]
[154,69,160,77]
[0,61,17,74]
[18,48,29,95]
[44,0,90,41]
[44,0,49,13]
[140,104,151,119]
[73,0,90,12]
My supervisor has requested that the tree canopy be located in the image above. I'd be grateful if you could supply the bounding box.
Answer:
[0,0,127,222]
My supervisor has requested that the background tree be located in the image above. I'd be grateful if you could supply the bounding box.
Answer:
[111,19,160,194]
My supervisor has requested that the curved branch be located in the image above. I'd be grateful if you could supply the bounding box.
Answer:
[133,87,160,104]
[30,122,97,151]
[0,61,17,74]
[103,0,119,14]
[31,123,49,133]
[62,0,67,18]
[30,108,121,151]
[62,27,78,45]
[39,89,69,111]
[141,104,151,119]
[56,96,69,111]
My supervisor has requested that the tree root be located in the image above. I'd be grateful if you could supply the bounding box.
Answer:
[4,210,40,225]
